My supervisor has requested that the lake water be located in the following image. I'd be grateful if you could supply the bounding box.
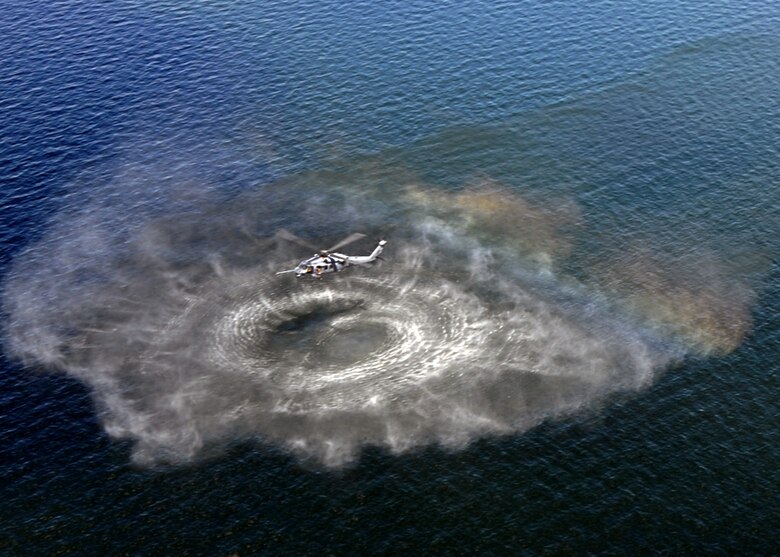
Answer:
[2,1,779,554]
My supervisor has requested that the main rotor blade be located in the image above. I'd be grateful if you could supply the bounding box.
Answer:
[276,229,318,251]
[326,232,367,252]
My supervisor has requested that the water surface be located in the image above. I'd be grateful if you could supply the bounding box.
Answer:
[2,1,779,555]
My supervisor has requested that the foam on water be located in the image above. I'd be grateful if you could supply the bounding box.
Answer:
[5,166,751,467]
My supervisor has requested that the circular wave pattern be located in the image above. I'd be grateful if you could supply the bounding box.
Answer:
[3,191,684,468]
[83,238,673,467]
[209,273,495,412]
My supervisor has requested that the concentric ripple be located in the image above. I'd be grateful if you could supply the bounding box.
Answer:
[208,272,497,412]
[3,190,690,467]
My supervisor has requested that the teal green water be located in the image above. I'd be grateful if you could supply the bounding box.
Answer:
[1,2,779,555]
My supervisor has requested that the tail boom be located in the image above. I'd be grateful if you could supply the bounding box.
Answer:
[345,240,386,265]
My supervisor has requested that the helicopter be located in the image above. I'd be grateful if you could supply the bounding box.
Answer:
[275,230,387,279]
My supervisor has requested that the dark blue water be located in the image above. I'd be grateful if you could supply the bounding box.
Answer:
[2,1,779,555]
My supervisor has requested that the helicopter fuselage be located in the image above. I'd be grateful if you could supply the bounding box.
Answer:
[294,252,348,277]
[288,240,386,278]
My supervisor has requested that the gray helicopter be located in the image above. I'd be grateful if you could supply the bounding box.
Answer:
[276,230,386,279]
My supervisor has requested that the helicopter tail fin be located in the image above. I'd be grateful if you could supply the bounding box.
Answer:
[368,239,387,261]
